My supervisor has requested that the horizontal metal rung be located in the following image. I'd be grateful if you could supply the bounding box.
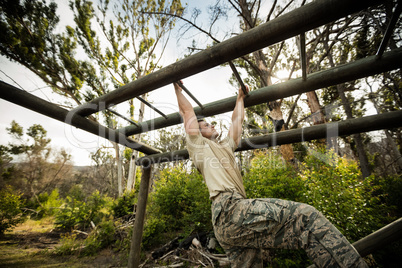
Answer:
[177,81,204,109]
[136,96,168,119]
[107,108,139,126]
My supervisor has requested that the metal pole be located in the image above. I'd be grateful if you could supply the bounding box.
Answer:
[107,108,139,126]
[306,218,402,267]
[176,81,204,109]
[121,48,402,136]
[128,166,152,268]
[228,62,248,95]
[70,0,383,117]
[376,2,402,59]
[300,32,307,81]
[0,82,161,155]
[353,217,402,257]
[136,96,168,119]
[135,110,402,165]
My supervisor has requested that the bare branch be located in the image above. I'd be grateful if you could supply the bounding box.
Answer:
[142,11,220,43]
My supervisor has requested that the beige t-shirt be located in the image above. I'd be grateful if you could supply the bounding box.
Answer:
[186,133,247,199]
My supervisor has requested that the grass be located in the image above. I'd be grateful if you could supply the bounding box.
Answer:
[0,217,126,267]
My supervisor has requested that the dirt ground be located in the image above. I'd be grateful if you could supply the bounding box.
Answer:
[0,219,126,268]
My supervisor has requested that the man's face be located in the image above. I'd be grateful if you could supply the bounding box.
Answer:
[198,121,219,140]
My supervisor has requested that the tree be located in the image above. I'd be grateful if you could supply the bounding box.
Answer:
[0,185,25,234]
[3,121,73,203]
[0,0,90,105]
[0,145,16,186]
[0,0,184,195]
[317,1,402,176]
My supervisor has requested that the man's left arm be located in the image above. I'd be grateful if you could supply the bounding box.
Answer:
[228,86,248,146]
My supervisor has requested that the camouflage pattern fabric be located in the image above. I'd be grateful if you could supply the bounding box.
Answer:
[212,192,368,268]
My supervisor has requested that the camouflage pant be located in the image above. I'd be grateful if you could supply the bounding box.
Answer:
[212,192,368,268]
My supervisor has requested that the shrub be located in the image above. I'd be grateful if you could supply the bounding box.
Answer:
[112,190,137,219]
[142,217,167,249]
[243,151,305,201]
[36,189,63,218]
[81,219,116,256]
[0,185,25,234]
[55,188,113,230]
[142,166,211,249]
[54,233,81,255]
[300,149,390,241]
[149,166,211,232]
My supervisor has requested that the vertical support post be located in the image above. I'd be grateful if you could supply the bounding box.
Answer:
[128,165,152,268]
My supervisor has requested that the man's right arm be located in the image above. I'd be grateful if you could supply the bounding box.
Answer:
[174,82,199,135]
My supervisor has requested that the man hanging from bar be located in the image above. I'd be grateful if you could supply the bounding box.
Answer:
[173,81,368,268]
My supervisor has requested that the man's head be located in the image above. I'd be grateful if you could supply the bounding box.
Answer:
[198,119,219,140]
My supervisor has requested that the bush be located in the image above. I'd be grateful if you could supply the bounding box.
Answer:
[0,185,25,234]
[142,166,211,249]
[300,149,389,241]
[112,190,137,219]
[36,189,63,218]
[54,232,81,256]
[142,217,167,249]
[149,166,211,232]
[81,219,116,256]
[243,151,305,201]
[55,187,113,230]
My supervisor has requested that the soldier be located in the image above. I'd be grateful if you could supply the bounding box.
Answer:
[174,81,368,268]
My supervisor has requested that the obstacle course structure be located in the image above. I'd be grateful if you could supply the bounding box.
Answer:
[1,0,402,267]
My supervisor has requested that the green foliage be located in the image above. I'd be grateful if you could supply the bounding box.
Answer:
[36,189,63,217]
[81,219,116,256]
[54,233,81,256]
[0,185,25,234]
[55,187,113,230]
[0,144,16,183]
[150,166,211,230]
[373,175,402,217]
[142,217,167,249]
[244,151,305,201]
[300,148,391,241]
[112,190,137,218]
[142,166,211,248]
[268,248,311,268]
[367,175,402,268]
[241,149,398,265]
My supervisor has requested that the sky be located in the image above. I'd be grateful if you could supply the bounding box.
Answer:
[0,0,245,166]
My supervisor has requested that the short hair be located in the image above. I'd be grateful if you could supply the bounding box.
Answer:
[197,119,205,130]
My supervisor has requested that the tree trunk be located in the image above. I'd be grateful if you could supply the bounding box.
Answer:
[305,91,326,125]
[114,142,123,197]
[126,156,137,192]
[369,93,402,173]
[323,34,370,177]
[337,84,371,178]
[384,129,402,174]
[126,93,146,192]
[238,0,295,162]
